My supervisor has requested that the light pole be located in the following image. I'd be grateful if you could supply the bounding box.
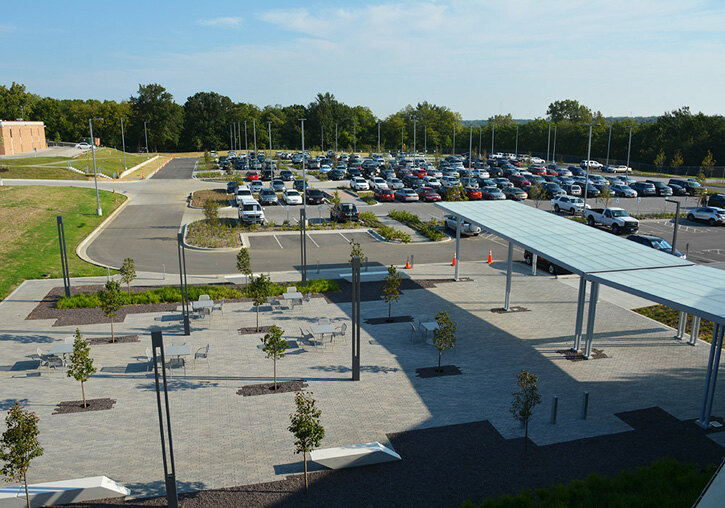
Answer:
[89,118,103,216]
[468,126,473,170]
[606,124,612,166]
[335,123,338,153]
[401,126,404,154]
[267,121,272,159]
[144,121,149,157]
[515,125,519,158]
[299,119,307,222]
[665,198,681,255]
[321,124,324,153]
[377,121,380,154]
[229,125,233,152]
[582,123,594,215]
[546,122,551,163]
[244,121,248,152]
[552,125,557,164]
[252,119,257,155]
[424,125,427,154]
[491,123,495,154]
[478,127,482,158]
[413,119,417,157]
[353,120,356,153]
[626,126,634,178]
[120,117,127,171]
[452,125,455,155]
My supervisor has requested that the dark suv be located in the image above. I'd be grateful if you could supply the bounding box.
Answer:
[330,203,359,222]
[645,180,673,196]
[708,193,725,207]
[668,178,702,196]
[629,181,656,196]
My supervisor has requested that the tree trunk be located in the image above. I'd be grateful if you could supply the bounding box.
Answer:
[273,359,277,390]
[128,284,131,298]
[24,471,29,508]
[304,452,308,492]
[524,419,529,457]
[256,305,260,332]
[388,302,392,321]
[82,380,86,408]
[110,317,115,342]
[438,350,442,371]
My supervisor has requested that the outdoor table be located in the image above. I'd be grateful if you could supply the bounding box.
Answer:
[310,324,336,348]
[421,321,439,345]
[192,299,214,317]
[283,292,303,309]
[164,344,191,376]
[49,344,74,356]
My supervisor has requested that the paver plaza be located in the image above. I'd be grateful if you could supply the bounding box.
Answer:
[0,260,722,498]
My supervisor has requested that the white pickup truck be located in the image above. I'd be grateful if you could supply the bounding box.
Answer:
[584,207,639,235]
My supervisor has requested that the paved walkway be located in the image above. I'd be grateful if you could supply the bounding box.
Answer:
[0,261,722,499]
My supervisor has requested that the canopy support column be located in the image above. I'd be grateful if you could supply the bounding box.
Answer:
[503,242,513,311]
[689,316,701,346]
[698,323,724,429]
[583,281,599,359]
[454,217,461,281]
[573,277,587,352]
[676,311,688,340]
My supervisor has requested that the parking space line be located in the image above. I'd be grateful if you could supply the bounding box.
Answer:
[338,232,350,243]
[272,235,283,249]
[306,234,320,248]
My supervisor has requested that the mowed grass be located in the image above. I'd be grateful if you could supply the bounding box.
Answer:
[0,186,126,300]
[72,148,154,177]
[0,164,87,180]
[634,305,716,344]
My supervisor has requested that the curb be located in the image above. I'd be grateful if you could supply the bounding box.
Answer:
[118,155,160,179]
[75,195,132,270]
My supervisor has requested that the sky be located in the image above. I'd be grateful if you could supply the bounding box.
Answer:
[2,0,724,119]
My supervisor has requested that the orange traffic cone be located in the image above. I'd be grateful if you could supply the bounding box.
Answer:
[451,251,457,267]
[487,249,493,264]
[141,171,144,179]
[404,258,412,270]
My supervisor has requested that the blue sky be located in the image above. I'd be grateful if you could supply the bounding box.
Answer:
[2,0,724,119]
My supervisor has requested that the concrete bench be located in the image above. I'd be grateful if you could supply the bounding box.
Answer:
[310,442,401,470]
[0,476,130,507]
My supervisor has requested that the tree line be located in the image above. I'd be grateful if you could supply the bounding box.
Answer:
[1,83,721,170]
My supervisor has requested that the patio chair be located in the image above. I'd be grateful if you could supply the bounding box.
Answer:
[333,323,348,343]
[286,286,297,294]
[166,357,186,376]
[299,327,320,350]
[409,322,421,343]
[212,299,224,316]
[318,317,330,325]
[303,293,311,304]
[194,344,210,369]
[199,295,211,301]
[144,348,153,371]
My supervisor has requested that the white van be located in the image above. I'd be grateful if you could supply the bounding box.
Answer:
[238,197,265,225]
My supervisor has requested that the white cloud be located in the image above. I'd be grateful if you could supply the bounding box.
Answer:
[197,17,243,28]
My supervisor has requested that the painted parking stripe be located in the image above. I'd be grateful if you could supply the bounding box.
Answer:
[272,235,283,249]
[306,234,320,248]
[338,232,350,243]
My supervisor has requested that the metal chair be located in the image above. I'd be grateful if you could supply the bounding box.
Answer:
[212,299,224,316]
[303,293,311,304]
[318,317,331,325]
[199,295,211,301]
[409,322,422,343]
[166,357,186,377]
[144,348,153,371]
[333,323,347,343]
[194,344,210,369]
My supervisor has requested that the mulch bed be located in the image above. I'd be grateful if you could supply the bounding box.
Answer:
[87,335,140,345]
[239,325,275,335]
[237,380,307,397]
[364,315,413,325]
[52,398,116,415]
[491,306,530,314]
[557,348,609,362]
[323,278,470,305]
[70,407,723,507]
[415,365,462,378]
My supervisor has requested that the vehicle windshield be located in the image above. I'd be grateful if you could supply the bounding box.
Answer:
[287,190,299,196]
[610,209,629,217]
[341,204,355,211]
[652,239,673,250]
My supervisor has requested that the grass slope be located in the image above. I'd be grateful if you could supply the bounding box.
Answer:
[0,186,126,300]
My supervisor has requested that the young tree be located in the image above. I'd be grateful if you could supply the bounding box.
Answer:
[203,150,212,168]
[261,325,288,390]
[510,370,542,457]
[654,149,666,170]
[432,311,456,371]
[529,184,547,209]
[118,257,136,298]
[329,190,342,209]
[381,265,402,321]
[203,199,219,227]
[66,329,96,408]
[0,404,44,508]
[599,185,612,209]
[99,280,124,342]
[288,391,325,492]
[349,239,364,265]
[248,273,274,332]
[671,150,684,169]
[236,247,252,287]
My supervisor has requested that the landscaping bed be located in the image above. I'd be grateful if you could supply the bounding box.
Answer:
[364,315,413,325]
[87,335,140,345]
[415,365,463,378]
[634,304,715,343]
[190,189,231,207]
[359,212,411,243]
[52,398,116,415]
[237,380,307,397]
[388,210,446,241]
[557,348,608,361]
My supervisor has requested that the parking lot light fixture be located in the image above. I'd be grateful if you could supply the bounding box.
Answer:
[267,121,272,159]
[424,125,427,154]
[491,123,495,154]
[413,119,417,157]
[581,123,594,215]
[253,119,257,155]
[515,125,519,158]
[335,123,338,153]
[469,126,473,169]
[552,125,557,163]
[89,117,103,216]
[299,118,308,223]
[452,125,455,155]
[353,120,356,153]
[626,126,634,178]
[665,198,681,255]
[606,124,612,166]
[144,121,149,157]
[377,121,380,154]
[244,121,248,152]
[120,117,127,171]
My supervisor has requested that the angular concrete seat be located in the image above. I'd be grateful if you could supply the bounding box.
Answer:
[310,441,401,469]
[0,476,130,507]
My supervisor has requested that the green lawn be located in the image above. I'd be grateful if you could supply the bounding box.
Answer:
[0,148,155,179]
[0,165,87,180]
[634,305,715,343]
[0,186,126,300]
[73,148,153,177]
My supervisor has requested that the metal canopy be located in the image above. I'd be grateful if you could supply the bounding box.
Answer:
[588,265,725,326]
[436,201,693,275]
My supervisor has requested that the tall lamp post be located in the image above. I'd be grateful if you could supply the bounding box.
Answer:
[605,124,612,166]
[299,119,308,223]
[120,117,128,171]
[335,123,338,153]
[491,123,495,154]
[89,118,103,216]
[514,125,519,158]
[626,126,634,178]
[144,121,149,158]
[581,123,594,215]
[377,121,380,154]
[353,120,356,153]
[253,119,257,155]
[244,121,248,152]
[267,121,272,159]
[452,125,455,155]
[424,125,427,154]
[413,119,417,157]
[552,125,557,164]
[546,122,551,163]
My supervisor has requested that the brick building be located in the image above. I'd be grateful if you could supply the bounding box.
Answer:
[0,121,47,155]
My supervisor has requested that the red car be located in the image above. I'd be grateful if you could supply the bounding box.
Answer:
[530,166,547,176]
[374,188,395,202]
[246,170,260,181]
[465,188,483,200]
[416,186,442,202]
[411,168,428,178]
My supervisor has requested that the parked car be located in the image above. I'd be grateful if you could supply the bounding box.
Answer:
[523,250,570,275]
[493,177,514,189]
[645,180,674,196]
[374,188,395,202]
[609,184,636,198]
[279,170,294,181]
[330,203,359,222]
[306,189,326,205]
[270,179,286,192]
[707,193,725,207]
[603,164,630,173]
[502,187,527,201]
[560,183,582,196]
[349,177,369,191]
[465,187,483,200]
[293,179,308,192]
[369,177,389,190]
[246,170,260,181]
[585,207,639,234]
[626,234,685,258]
[630,181,656,197]
[329,169,346,181]
[226,181,239,194]
[482,186,506,200]
[258,188,278,205]
[261,169,274,181]
[282,189,303,205]
[402,175,423,188]
[544,183,566,198]
[668,178,703,196]
[249,180,264,193]
[235,186,253,205]
[395,188,419,202]
[440,175,461,188]
[75,142,92,149]
[687,207,725,226]
[416,186,442,202]
[551,195,587,214]
[580,160,603,169]
[423,176,442,188]
[238,197,265,225]
[386,177,404,190]
[444,215,481,236]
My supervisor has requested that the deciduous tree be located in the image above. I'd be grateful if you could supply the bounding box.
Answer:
[288,391,325,492]
[261,325,288,390]
[119,258,136,298]
[381,265,402,321]
[0,404,43,508]
[248,274,274,332]
[236,247,252,287]
[510,370,542,457]
[432,311,456,371]
[98,280,124,342]
[349,239,364,265]
[66,329,96,407]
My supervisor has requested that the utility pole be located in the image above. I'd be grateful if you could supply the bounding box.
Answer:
[546,122,551,163]
[335,123,338,153]
[515,125,519,158]
[468,126,473,169]
[267,121,272,159]
[582,123,594,214]
[491,123,495,154]
[252,119,257,155]
[626,126,634,178]
[120,117,127,171]
[606,124,612,166]
[299,119,308,223]
[377,121,380,154]
[552,125,557,163]
[413,119,417,157]
[89,118,103,216]
[144,121,149,157]
[244,121,248,151]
